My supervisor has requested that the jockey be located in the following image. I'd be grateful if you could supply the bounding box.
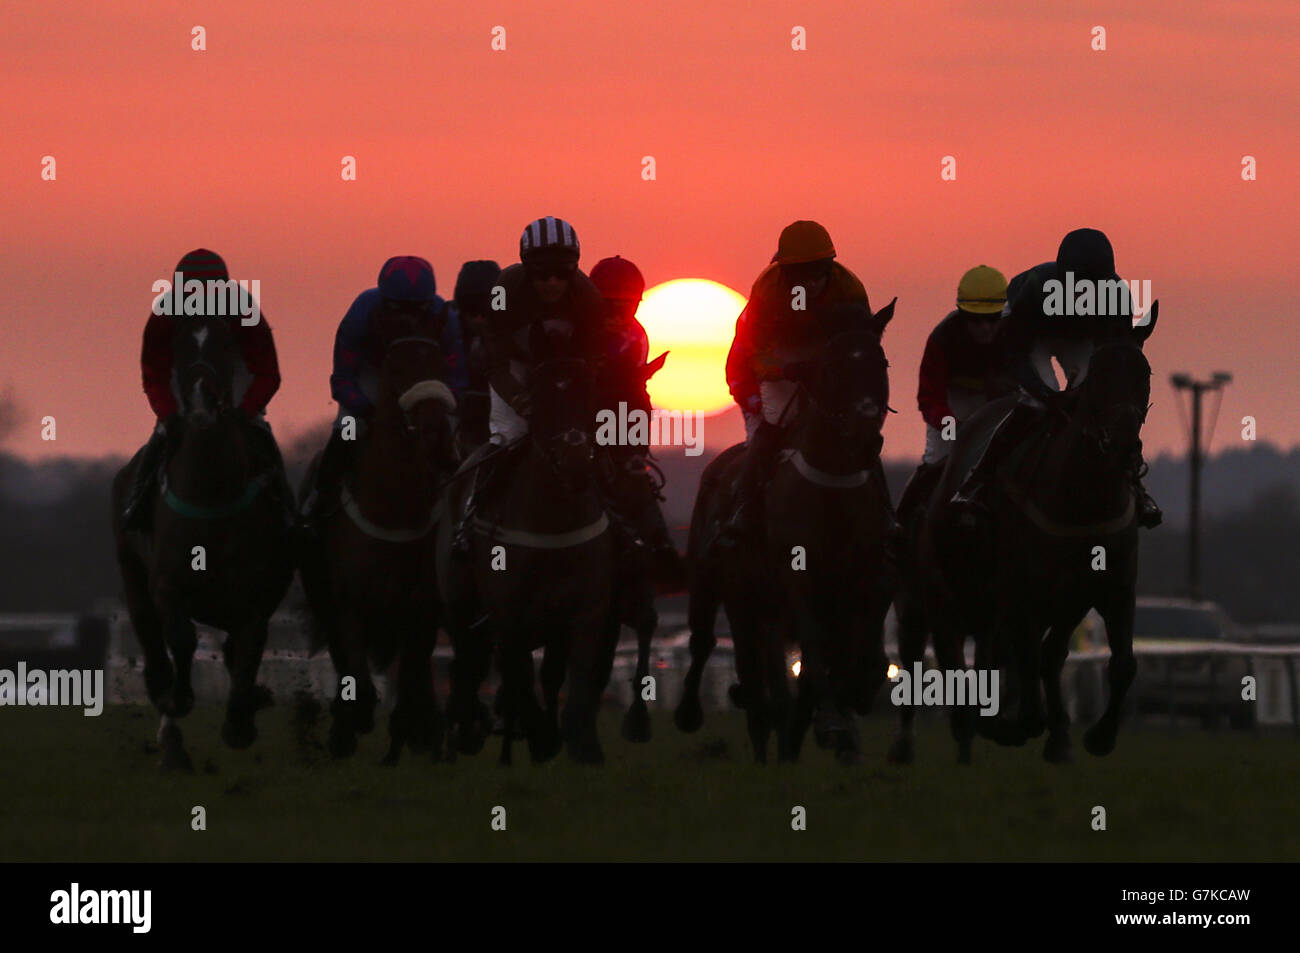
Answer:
[446,260,502,450]
[895,265,1011,522]
[122,248,289,530]
[950,228,1161,527]
[448,216,607,555]
[301,255,446,529]
[589,254,686,587]
[718,220,890,545]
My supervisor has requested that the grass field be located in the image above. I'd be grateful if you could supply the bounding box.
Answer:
[2,703,1296,862]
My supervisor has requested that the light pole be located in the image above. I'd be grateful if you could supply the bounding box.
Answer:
[1170,371,1232,600]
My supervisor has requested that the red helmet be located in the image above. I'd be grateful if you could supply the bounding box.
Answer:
[590,255,645,302]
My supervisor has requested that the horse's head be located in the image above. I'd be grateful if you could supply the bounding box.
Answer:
[1077,340,1153,468]
[802,300,893,450]
[172,315,237,430]
[375,308,457,471]
[529,358,595,491]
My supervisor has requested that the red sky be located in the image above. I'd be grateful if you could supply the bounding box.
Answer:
[2,0,1297,462]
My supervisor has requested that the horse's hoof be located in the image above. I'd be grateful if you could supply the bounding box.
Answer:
[328,724,357,759]
[566,744,605,766]
[1044,732,1073,764]
[621,706,652,743]
[673,698,704,733]
[727,683,748,710]
[835,747,863,766]
[1083,722,1117,757]
[222,717,257,750]
[160,748,194,773]
[886,735,915,765]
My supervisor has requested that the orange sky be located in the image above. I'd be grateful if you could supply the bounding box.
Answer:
[2,0,1297,462]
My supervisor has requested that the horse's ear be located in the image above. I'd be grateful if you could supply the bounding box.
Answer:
[1133,299,1158,346]
[870,297,897,336]
[643,351,669,381]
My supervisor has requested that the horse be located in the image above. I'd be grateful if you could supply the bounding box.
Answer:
[299,305,459,763]
[111,314,294,770]
[436,355,618,765]
[596,351,671,746]
[895,308,1158,764]
[675,304,898,763]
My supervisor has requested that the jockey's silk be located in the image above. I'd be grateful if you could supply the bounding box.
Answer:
[725,260,869,409]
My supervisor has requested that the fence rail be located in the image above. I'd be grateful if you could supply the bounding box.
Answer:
[0,610,1294,730]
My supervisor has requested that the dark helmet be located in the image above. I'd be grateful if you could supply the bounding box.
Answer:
[589,255,645,303]
[453,260,502,314]
[1056,228,1117,282]
[377,255,436,302]
[519,216,580,263]
[174,248,229,281]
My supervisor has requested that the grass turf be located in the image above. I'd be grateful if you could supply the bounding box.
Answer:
[1,703,1295,862]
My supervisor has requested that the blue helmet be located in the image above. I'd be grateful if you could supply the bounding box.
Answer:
[378,255,436,302]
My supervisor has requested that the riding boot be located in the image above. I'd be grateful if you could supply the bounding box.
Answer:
[240,415,297,529]
[122,420,175,531]
[873,454,904,566]
[449,447,508,560]
[301,428,352,537]
[607,453,686,591]
[717,420,783,547]
[949,397,1043,518]
[896,460,943,525]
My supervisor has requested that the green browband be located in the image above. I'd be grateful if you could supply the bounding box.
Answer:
[163,473,269,519]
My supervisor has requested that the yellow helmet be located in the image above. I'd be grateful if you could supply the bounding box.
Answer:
[776,221,836,265]
[956,265,1007,314]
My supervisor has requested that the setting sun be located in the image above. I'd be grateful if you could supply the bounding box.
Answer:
[636,279,747,415]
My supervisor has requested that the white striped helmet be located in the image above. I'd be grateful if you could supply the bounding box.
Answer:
[520,216,580,262]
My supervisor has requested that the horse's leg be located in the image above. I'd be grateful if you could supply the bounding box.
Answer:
[1085,583,1138,757]
[384,621,438,766]
[537,626,567,762]
[621,590,656,743]
[164,615,197,718]
[984,597,1039,747]
[157,713,193,773]
[118,548,173,713]
[888,590,927,764]
[222,617,269,750]
[674,568,717,733]
[727,603,770,763]
[562,605,616,766]
[448,620,493,756]
[328,609,375,758]
[1042,604,1088,764]
[927,614,979,765]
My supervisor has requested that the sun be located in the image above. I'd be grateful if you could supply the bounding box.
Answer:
[635,278,746,414]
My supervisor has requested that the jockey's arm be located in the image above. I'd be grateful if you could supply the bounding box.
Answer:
[140,312,179,420]
[235,313,281,416]
[329,293,376,417]
[916,330,954,428]
[482,317,530,414]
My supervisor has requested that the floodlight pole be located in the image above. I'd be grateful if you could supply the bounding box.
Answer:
[1170,372,1232,600]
